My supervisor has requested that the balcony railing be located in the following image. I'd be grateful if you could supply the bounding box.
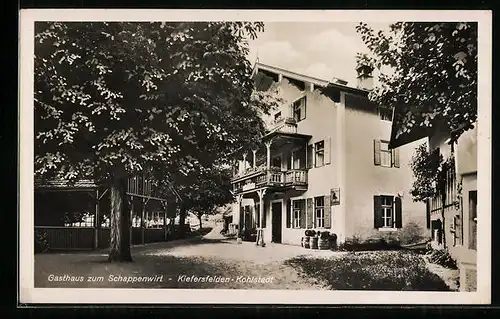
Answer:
[233,167,308,194]
[267,117,297,134]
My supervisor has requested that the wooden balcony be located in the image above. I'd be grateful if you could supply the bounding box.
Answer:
[267,117,298,134]
[232,167,308,194]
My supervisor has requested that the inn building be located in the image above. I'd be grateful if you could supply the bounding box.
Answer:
[229,62,428,246]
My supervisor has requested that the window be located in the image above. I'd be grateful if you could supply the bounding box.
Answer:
[379,107,393,121]
[314,197,325,228]
[381,196,393,228]
[374,140,400,168]
[315,141,325,167]
[380,141,391,167]
[292,96,306,122]
[469,191,477,250]
[374,195,402,229]
[292,199,305,228]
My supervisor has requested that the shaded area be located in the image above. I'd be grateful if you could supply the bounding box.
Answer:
[285,250,451,291]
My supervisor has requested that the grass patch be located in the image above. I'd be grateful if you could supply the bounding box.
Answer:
[285,250,450,291]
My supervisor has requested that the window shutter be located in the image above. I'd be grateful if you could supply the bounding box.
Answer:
[307,145,314,169]
[324,195,331,228]
[395,196,402,228]
[286,199,291,228]
[392,148,400,167]
[374,196,383,228]
[299,201,306,228]
[324,137,331,165]
[306,198,313,228]
[301,97,306,120]
[374,140,381,165]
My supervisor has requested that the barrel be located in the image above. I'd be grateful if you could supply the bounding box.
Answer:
[303,236,311,249]
[318,237,330,250]
[310,236,318,249]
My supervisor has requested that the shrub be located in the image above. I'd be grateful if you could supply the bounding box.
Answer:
[285,250,450,291]
[426,249,458,269]
[35,230,49,253]
[398,221,424,245]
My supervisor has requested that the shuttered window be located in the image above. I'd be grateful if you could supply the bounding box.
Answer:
[292,96,306,122]
[374,195,402,229]
[374,140,399,168]
[314,197,324,228]
[291,199,306,229]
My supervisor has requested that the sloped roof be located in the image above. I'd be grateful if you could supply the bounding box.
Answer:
[34,178,98,190]
[388,104,434,149]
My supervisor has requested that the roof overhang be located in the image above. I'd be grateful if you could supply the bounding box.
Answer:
[388,104,434,149]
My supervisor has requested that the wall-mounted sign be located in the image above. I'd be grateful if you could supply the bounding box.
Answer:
[331,188,340,205]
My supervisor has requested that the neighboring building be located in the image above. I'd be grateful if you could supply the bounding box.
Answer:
[389,110,478,292]
[229,62,428,246]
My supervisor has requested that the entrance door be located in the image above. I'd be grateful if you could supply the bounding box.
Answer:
[271,202,282,243]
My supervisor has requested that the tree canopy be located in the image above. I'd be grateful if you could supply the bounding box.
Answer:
[35,21,278,185]
[356,22,477,142]
[34,21,279,260]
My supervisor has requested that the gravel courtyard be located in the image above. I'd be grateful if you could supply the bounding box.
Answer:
[35,227,339,290]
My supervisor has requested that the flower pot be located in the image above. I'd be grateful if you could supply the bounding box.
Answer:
[303,236,311,249]
[310,236,319,249]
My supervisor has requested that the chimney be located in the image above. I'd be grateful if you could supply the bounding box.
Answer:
[355,63,374,91]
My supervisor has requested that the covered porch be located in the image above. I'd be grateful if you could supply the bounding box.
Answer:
[34,175,175,251]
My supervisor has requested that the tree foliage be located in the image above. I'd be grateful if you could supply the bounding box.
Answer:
[35,21,278,184]
[409,143,443,202]
[34,21,279,260]
[356,22,477,142]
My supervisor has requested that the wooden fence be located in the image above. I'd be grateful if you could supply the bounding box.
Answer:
[35,225,190,251]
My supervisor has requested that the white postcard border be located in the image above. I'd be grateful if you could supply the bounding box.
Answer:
[18,9,492,305]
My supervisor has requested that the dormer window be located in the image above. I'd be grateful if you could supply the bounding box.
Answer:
[292,96,306,122]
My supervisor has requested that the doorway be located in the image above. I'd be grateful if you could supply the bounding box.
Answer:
[271,201,282,243]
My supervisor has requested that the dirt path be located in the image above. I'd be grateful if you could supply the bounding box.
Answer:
[35,233,339,289]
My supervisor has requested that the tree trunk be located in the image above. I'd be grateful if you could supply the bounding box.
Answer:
[179,207,187,238]
[198,215,203,230]
[108,174,133,262]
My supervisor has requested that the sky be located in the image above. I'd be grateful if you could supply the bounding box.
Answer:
[246,22,391,87]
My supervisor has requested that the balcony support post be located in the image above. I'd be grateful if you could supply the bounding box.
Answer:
[252,149,257,168]
[236,194,243,240]
[265,140,272,184]
[256,188,267,247]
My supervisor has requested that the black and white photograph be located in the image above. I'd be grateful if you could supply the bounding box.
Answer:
[18,10,491,304]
